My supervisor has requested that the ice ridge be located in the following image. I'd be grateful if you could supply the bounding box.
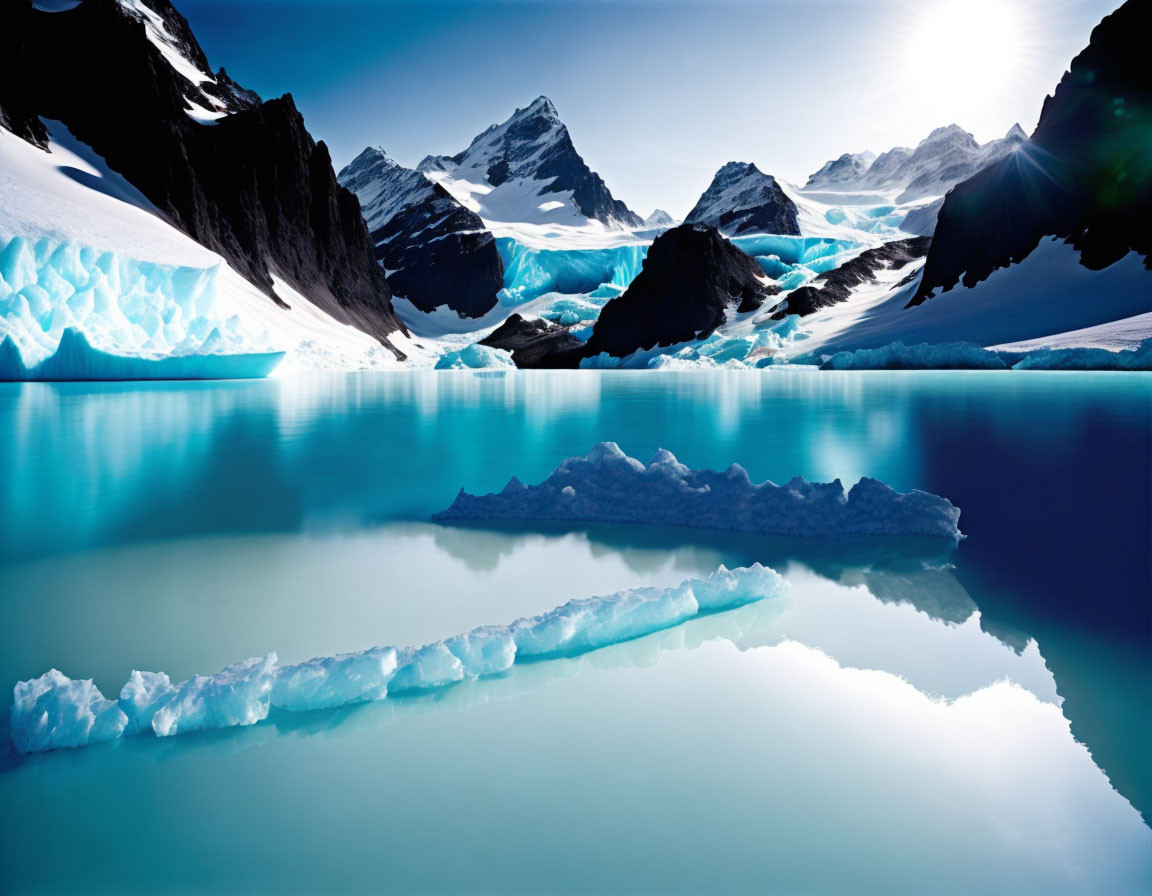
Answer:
[10,565,786,753]
[433,443,962,539]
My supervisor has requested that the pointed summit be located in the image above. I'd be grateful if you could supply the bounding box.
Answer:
[416,97,641,228]
[1004,122,1029,142]
[684,162,799,236]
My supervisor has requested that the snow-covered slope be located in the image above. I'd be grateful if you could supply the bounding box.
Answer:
[338,147,504,318]
[417,96,642,234]
[684,162,800,237]
[0,120,414,370]
[643,209,678,228]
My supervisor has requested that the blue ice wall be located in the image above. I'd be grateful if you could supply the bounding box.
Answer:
[496,238,648,305]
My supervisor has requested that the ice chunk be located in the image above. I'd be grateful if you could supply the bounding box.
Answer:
[10,670,127,753]
[434,343,516,370]
[819,341,1008,370]
[0,328,284,381]
[433,442,962,539]
[271,647,398,712]
[10,567,787,751]
[118,670,176,734]
[150,654,278,737]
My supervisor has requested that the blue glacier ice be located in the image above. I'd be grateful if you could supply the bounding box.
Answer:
[434,343,516,370]
[730,235,858,290]
[10,669,128,753]
[0,329,284,381]
[1009,338,1152,371]
[434,442,962,538]
[496,238,647,305]
[9,566,786,752]
[818,342,1009,371]
[0,236,282,380]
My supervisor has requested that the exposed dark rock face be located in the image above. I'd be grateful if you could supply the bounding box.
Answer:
[1,0,404,349]
[912,0,1152,306]
[479,313,585,369]
[338,147,504,318]
[418,97,642,228]
[771,237,932,318]
[684,162,800,236]
[584,224,776,358]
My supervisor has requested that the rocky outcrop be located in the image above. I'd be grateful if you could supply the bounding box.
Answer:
[684,162,799,236]
[912,0,1151,306]
[1,0,403,349]
[479,314,584,369]
[771,237,931,318]
[584,224,776,357]
[338,147,503,318]
[418,96,641,228]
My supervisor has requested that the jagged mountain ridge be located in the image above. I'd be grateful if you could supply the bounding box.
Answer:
[912,0,1151,305]
[684,162,800,237]
[417,96,642,229]
[0,0,403,349]
[338,147,503,318]
[805,124,1029,202]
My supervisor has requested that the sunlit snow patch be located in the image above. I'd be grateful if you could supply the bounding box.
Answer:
[10,566,786,752]
[434,442,961,538]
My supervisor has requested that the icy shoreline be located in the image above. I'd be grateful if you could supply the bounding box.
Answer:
[434,443,962,539]
[10,565,786,753]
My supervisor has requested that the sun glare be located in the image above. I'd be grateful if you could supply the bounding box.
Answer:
[903,0,1030,124]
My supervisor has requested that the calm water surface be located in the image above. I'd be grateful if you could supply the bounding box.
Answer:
[0,370,1149,894]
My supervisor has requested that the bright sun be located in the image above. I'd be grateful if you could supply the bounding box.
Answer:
[903,0,1031,122]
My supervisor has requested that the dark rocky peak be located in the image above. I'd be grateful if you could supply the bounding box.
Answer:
[584,223,777,358]
[416,96,642,228]
[684,161,800,236]
[479,313,584,369]
[338,145,503,318]
[913,0,1151,304]
[2,0,403,349]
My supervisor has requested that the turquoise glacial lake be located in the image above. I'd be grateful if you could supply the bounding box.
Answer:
[0,370,1149,893]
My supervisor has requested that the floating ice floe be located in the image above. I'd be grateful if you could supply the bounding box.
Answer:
[433,343,517,370]
[815,338,1152,371]
[10,565,786,753]
[819,341,1008,371]
[0,328,284,381]
[433,442,962,538]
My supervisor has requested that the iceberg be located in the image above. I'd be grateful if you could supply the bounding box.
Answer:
[0,329,283,381]
[496,238,647,305]
[10,669,127,753]
[819,341,1008,370]
[434,343,516,370]
[433,442,962,539]
[10,566,786,752]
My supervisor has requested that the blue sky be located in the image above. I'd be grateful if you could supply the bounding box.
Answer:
[182,0,1121,218]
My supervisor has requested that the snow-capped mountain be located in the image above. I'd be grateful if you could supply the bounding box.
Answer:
[684,162,800,236]
[804,151,876,190]
[643,209,678,228]
[338,147,503,318]
[805,124,1029,202]
[417,96,642,230]
[1,0,404,353]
